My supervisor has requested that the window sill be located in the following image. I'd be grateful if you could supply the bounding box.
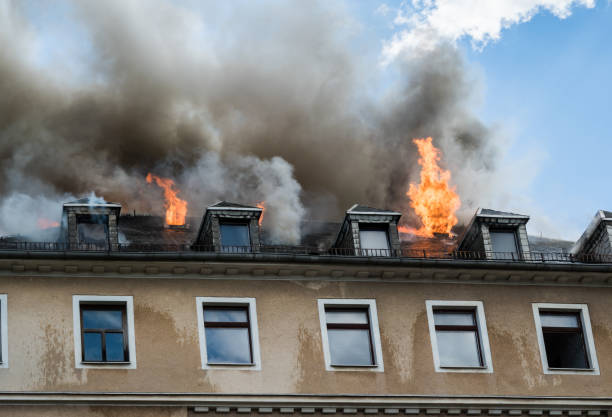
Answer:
[440,365,488,369]
[547,367,596,372]
[81,361,131,365]
[207,362,256,366]
[330,364,378,368]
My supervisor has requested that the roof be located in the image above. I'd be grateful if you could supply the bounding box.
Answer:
[347,204,401,216]
[208,201,262,210]
[63,197,121,208]
[570,210,612,255]
[478,208,529,218]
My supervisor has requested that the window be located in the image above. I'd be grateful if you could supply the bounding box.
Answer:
[489,230,519,259]
[533,303,599,374]
[76,214,109,248]
[0,294,7,368]
[425,301,493,373]
[72,295,136,369]
[220,222,251,253]
[359,224,390,256]
[318,299,384,371]
[196,297,261,370]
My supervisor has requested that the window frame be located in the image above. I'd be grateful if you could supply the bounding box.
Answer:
[0,294,8,368]
[72,295,136,369]
[532,303,599,375]
[219,220,252,253]
[425,300,493,373]
[80,304,129,363]
[317,299,384,372]
[196,297,261,370]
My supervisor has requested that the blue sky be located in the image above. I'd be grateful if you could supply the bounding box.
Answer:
[12,0,612,240]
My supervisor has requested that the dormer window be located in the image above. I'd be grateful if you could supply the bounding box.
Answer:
[220,221,251,253]
[359,224,390,256]
[77,215,109,247]
[62,198,121,251]
[489,229,519,259]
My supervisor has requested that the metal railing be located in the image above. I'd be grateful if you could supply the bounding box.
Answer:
[1,240,612,264]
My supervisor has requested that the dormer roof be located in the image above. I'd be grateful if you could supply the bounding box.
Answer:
[570,210,612,256]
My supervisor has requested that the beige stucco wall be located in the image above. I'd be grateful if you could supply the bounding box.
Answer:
[1,258,612,397]
[0,406,187,417]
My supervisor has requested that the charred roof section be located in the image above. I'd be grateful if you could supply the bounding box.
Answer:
[457,208,531,260]
[62,198,121,250]
[332,204,401,256]
[194,201,262,252]
[571,210,612,258]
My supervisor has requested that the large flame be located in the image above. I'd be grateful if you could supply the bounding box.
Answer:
[37,218,60,229]
[146,173,188,226]
[405,137,460,237]
[256,201,265,226]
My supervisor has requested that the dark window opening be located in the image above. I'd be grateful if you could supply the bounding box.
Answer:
[359,224,391,256]
[203,306,253,364]
[80,304,128,363]
[489,229,520,260]
[540,311,590,369]
[433,309,483,367]
[325,307,375,366]
[76,214,109,248]
[220,222,251,253]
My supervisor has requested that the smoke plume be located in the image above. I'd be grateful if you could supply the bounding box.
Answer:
[0,0,514,242]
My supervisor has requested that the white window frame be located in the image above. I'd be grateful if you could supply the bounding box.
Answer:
[532,303,599,375]
[0,294,8,368]
[425,300,493,373]
[317,299,384,372]
[72,295,136,369]
[196,297,261,370]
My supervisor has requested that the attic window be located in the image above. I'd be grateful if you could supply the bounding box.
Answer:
[220,221,251,253]
[489,230,519,259]
[76,215,109,247]
[359,224,390,256]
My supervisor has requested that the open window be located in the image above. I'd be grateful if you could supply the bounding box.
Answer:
[317,299,384,372]
[196,297,261,370]
[426,300,493,373]
[533,303,599,374]
[72,295,136,369]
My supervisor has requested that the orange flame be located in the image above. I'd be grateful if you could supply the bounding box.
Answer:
[256,201,265,226]
[146,173,188,226]
[37,218,60,229]
[405,137,460,237]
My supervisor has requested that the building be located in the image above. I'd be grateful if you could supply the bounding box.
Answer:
[0,199,612,416]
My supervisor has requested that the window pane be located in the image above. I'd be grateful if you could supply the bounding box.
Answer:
[83,309,123,330]
[220,224,250,247]
[328,328,373,366]
[105,333,125,361]
[434,311,476,326]
[359,229,390,251]
[205,328,252,364]
[204,308,248,323]
[77,222,109,246]
[326,309,368,324]
[436,330,482,367]
[83,333,103,361]
[540,313,580,328]
[490,231,518,255]
[543,331,589,368]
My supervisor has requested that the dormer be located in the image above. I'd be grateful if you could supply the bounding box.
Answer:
[457,208,531,260]
[570,210,612,261]
[332,204,401,256]
[62,197,121,250]
[194,201,262,252]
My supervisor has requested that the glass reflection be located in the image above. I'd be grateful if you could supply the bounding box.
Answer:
[105,333,125,361]
[220,224,250,247]
[83,333,102,361]
[434,311,475,326]
[328,329,373,366]
[325,310,368,325]
[359,230,389,250]
[204,308,248,323]
[205,328,252,364]
[83,310,123,329]
[436,330,481,367]
[540,313,579,328]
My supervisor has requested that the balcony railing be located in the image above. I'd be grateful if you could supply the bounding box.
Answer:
[1,240,611,264]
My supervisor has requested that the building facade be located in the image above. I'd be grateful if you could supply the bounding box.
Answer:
[0,202,611,416]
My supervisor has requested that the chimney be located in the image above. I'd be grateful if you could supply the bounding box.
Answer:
[62,197,121,250]
[332,204,401,256]
[193,201,262,252]
[570,210,612,260]
[457,208,531,260]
